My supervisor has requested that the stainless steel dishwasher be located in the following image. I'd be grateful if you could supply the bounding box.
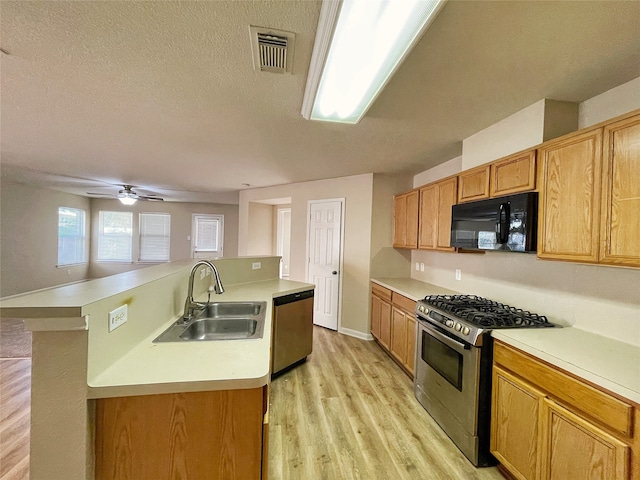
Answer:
[271,290,314,376]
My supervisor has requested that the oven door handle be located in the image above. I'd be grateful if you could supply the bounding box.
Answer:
[419,320,470,354]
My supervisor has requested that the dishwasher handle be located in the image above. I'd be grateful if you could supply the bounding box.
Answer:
[273,289,314,306]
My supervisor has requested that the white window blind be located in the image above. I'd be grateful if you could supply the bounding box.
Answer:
[193,214,224,257]
[97,211,133,262]
[139,213,171,262]
[57,207,86,266]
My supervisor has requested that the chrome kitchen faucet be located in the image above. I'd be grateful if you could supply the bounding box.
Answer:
[182,260,225,322]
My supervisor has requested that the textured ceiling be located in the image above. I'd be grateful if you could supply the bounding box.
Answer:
[1,1,639,203]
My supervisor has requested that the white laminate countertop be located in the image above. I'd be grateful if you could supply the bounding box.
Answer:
[372,276,640,406]
[371,277,460,301]
[492,328,640,405]
[87,279,314,399]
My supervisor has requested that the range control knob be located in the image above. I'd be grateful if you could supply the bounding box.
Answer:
[446,320,454,328]
[462,326,470,336]
[454,323,462,332]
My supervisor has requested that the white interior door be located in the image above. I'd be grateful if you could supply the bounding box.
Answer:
[307,200,343,330]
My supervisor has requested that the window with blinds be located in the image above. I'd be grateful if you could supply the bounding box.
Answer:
[97,211,133,262]
[193,214,224,258]
[57,207,86,266]
[139,213,171,262]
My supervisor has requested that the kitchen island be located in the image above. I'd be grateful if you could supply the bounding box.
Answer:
[0,256,313,480]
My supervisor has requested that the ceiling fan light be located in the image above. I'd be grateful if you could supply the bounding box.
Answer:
[301,0,446,124]
[119,196,137,206]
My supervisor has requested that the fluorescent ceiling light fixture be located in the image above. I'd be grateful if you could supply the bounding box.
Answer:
[302,0,446,124]
[118,196,137,206]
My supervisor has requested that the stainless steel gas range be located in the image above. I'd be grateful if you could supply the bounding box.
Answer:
[414,295,554,467]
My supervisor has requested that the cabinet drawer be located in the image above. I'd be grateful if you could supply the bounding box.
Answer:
[494,342,633,438]
[391,292,416,314]
[371,283,392,303]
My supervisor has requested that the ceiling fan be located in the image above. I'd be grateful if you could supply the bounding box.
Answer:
[86,185,164,205]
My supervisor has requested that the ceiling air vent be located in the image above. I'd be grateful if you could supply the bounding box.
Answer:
[249,26,296,74]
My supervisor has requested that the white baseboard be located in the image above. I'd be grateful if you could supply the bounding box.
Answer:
[338,327,373,341]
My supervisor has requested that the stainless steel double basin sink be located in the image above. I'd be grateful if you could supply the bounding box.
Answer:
[153,301,267,342]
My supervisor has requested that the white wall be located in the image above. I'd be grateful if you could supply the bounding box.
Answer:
[411,82,640,346]
[579,76,640,128]
[246,202,275,256]
[239,174,374,335]
[0,182,91,297]
[461,99,578,170]
[89,198,238,278]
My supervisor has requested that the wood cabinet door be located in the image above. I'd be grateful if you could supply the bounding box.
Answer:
[405,190,419,249]
[491,366,544,480]
[418,184,438,249]
[370,295,381,340]
[600,114,640,267]
[436,177,458,251]
[404,315,416,376]
[390,308,406,364]
[540,398,630,480]
[393,194,407,248]
[537,128,602,262]
[96,389,265,480]
[379,299,391,350]
[458,165,490,203]
[490,150,536,197]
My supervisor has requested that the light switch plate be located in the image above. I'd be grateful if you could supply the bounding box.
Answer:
[252,262,261,270]
[109,304,128,332]
[455,269,462,281]
[415,262,419,271]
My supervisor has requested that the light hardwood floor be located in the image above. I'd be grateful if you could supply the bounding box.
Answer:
[269,326,505,480]
[0,327,505,480]
[0,359,30,480]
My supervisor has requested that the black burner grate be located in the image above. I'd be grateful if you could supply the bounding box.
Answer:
[422,295,552,328]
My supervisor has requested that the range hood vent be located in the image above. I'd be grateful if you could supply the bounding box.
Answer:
[249,26,296,74]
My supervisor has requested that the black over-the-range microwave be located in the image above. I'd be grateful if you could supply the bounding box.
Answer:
[450,192,538,253]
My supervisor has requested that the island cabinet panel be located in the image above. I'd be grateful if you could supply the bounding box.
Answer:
[96,387,267,480]
[540,398,629,480]
[393,190,419,249]
[491,366,544,480]
[600,113,640,267]
[457,165,490,203]
[537,128,603,263]
[490,150,536,197]
[492,341,638,480]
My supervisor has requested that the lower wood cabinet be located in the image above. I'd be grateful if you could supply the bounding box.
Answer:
[491,341,637,480]
[95,386,269,480]
[370,283,416,378]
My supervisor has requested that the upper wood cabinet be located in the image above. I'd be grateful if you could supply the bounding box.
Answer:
[600,114,640,267]
[457,150,537,204]
[537,128,603,263]
[393,189,419,249]
[419,176,457,251]
[458,165,490,203]
[490,150,537,197]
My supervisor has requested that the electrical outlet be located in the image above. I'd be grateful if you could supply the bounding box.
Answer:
[252,262,262,270]
[415,262,419,271]
[109,304,128,332]
[420,263,425,272]
[455,269,462,281]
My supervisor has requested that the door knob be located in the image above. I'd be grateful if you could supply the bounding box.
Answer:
[332,271,338,275]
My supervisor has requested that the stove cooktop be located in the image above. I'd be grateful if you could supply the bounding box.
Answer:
[416,294,554,346]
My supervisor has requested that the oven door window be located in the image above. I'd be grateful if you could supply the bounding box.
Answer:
[421,330,463,391]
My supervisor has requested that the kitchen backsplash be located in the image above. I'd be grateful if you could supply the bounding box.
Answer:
[411,249,640,347]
